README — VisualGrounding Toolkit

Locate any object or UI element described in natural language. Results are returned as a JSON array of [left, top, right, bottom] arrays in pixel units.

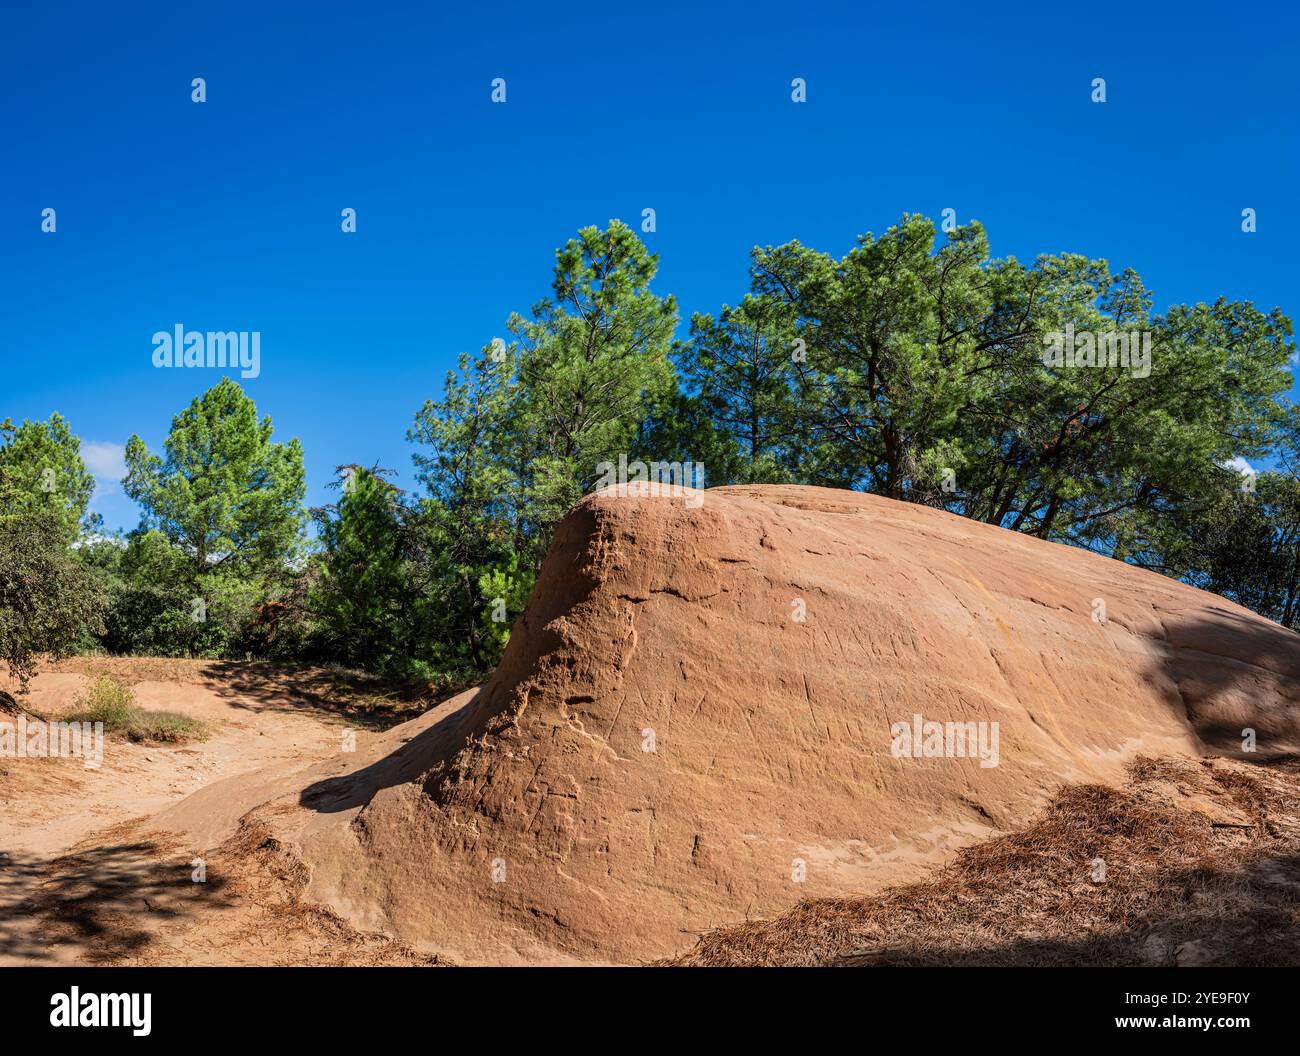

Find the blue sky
[[4, 0, 1298, 532]]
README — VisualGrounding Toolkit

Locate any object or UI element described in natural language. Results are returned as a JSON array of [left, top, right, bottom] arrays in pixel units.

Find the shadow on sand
[[297, 689, 483, 814], [0, 837, 237, 965]]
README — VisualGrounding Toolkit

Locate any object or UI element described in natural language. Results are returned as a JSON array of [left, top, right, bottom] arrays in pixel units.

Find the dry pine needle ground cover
[[669, 755, 1300, 967]]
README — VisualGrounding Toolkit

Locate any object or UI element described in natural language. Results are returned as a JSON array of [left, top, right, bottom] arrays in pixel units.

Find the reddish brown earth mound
[[157, 484, 1300, 964]]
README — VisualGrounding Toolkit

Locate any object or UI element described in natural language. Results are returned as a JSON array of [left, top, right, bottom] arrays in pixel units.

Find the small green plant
[[67, 675, 208, 744]]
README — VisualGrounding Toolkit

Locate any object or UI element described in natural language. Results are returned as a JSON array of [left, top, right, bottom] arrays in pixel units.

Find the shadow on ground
[[197, 661, 461, 731], [0, 836, 236, 965], [1151, 606, 1300, 758], [298, 690, 481, 814]]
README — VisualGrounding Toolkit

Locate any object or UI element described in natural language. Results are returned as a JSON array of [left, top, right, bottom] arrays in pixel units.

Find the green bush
[[67, 675, 208, 744], [0, 512, 105, 690]]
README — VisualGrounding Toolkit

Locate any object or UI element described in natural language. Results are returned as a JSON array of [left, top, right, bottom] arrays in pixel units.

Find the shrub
[[67, 675, 208, 744], [0, 512, 105, 690]]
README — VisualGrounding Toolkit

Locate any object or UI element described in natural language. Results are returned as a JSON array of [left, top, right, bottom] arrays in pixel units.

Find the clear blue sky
[[4, 0, 1297, 532]]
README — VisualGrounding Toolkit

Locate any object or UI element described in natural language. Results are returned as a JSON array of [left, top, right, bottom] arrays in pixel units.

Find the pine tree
[[123, 378, 306, 577], [311, 467, 408, 670]]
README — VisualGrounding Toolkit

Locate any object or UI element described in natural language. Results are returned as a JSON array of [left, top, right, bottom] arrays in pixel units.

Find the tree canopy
[[123, 378, 306, 577], [7, 214, 1297, 688]]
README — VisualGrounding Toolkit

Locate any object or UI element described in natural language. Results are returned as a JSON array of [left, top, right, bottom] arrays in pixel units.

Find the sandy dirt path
[[0, 661, 355, 965]]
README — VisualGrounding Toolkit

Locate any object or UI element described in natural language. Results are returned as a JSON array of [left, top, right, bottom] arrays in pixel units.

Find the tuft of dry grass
[[65, 675, 208, 744], [666, 756, 1300, 967]]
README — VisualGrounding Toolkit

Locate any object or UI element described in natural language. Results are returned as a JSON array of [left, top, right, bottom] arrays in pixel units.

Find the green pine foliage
[[0, 418, 105, 688], [4, 214, 1297, 693], [0, 414, 97, 540], [310, 467, 409, 672], [123, 377, 306, 576]]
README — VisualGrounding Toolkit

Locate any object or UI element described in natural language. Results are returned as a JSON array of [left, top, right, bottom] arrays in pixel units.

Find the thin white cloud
[[72, 533, 127, 550], [83, 440, 127, 497]]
